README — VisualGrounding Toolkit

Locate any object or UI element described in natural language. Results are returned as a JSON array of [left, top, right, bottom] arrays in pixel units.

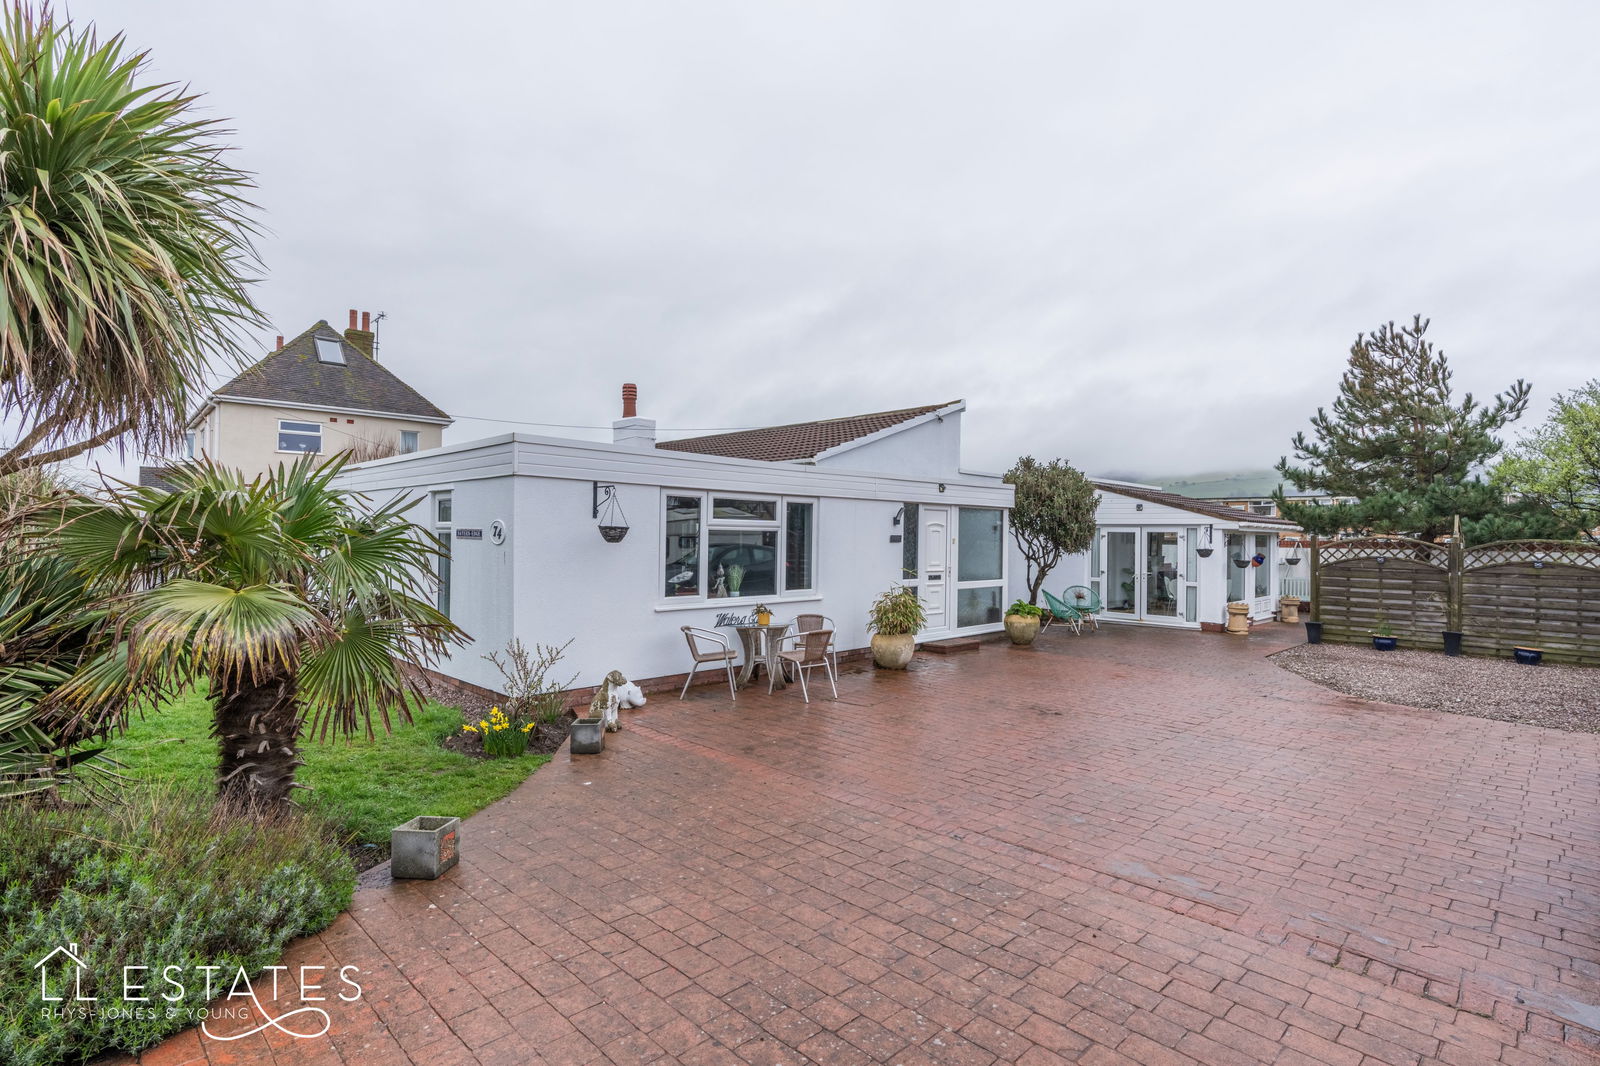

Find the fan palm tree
[[0, 4, 261, 476], [43, 457, 466, 811]]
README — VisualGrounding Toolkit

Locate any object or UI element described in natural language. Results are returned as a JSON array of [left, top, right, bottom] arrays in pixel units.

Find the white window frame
[[659, 490, 818, 604], [276, 419, 323, 455], [399, 430, 420, 454], [432, 490, 453, 618]]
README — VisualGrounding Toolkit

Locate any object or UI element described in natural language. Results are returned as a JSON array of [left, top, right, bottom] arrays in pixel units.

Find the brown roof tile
[[1092, 480, 1300, 527], [657, 401, 959, 462]]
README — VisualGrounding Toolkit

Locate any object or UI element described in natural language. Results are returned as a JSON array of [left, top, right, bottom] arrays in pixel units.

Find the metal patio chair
[[1061, 585, 1101, 630], [782, 613, 840, 672], [679, 626, 738, 700], [1041, 588, 1085, 635], [774, 628, 838, 703]]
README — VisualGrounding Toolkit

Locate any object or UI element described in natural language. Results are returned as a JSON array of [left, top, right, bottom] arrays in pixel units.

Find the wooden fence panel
[[1461, 563, 1600, 665], [1311, 537, 1600, 664], [1317, 559, 1449, 649]]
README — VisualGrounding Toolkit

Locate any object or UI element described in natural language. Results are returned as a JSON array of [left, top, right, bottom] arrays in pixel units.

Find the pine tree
[[1275, 316, 1531, 541]]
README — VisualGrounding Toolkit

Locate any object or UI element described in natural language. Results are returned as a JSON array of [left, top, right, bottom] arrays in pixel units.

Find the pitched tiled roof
[[1092, 480, 1300, 528], [657, 402, 959, 462], [204, 322, 449, 422]]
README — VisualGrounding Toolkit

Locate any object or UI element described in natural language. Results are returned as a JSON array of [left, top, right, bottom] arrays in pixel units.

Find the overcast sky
[[70, 0, 1600, 482]]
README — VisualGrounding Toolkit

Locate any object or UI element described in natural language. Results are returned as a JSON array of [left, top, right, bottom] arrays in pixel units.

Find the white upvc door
[[1099, 527, 1191, 625], [918, 506, 951, 635], [1248, 532, 1276, 619]]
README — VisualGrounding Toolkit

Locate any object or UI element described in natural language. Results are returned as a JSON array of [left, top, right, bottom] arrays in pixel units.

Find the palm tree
[[44, 458, 466, 810], [0, 4, 261, 476]]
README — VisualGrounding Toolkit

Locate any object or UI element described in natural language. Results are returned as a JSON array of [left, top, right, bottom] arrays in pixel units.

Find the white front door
[[1100, 527, 1192, 625], [919, 506, 951, 635]]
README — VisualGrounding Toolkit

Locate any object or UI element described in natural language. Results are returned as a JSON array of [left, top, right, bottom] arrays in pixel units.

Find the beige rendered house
[[142, 311, 450, 485]]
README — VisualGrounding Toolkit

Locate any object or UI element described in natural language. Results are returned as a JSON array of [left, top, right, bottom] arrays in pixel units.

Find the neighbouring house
[[1010, 479, 1302, 631], [333, 387, 1013, 692], [1200, 489, 1358, 520], [140, 310, 451, 486]]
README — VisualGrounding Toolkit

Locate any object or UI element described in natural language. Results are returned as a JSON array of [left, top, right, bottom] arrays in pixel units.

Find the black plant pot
[[1513, 647, 1543, 666], [1304, 621, 1322, 644], [1443, 630, 1463, 657], [1372, 636, 1398, 651]]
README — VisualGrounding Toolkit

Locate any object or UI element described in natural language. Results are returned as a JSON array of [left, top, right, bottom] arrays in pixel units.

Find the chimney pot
[[622, 383, 638, 419], [274, 335, 284, 350], [361, 311, 371, 331], [348, 309, 358, 329]]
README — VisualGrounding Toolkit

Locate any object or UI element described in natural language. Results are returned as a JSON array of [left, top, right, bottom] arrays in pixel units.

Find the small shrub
[[0, 784, 354, 1066], [461, 706, 532, 757], [1006, 600, 1044, 618], [484, 638, 578, 726], [867, 585, 926, 636]]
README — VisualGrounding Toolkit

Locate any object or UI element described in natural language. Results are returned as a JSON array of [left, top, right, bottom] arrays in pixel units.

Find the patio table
[[734, 622, 792, 690]]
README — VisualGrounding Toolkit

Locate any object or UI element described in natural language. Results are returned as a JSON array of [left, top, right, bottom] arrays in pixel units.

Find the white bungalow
[[1010, 480, 1302, 631], [335, 388, 1014, 693]]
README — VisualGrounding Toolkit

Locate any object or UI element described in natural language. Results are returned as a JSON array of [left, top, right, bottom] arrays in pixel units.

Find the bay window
[[661, 492, 816, 601]]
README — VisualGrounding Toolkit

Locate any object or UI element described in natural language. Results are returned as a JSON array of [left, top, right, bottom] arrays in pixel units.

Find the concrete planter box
[[391, 816, 460, 880], [570, 718, 605, 754]]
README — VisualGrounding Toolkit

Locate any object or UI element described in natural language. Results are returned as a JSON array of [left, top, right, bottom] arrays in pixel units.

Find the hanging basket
[[594, 484, 629, 543], [1196, 547, 1214, 558], [1232, 558, 1251, 569], [1283, 556, 1303, 566]]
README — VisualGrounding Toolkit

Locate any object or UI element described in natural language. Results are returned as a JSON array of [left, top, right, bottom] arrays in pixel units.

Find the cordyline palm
[[0, 3, 260, 475], [45, 457, 465, 811]]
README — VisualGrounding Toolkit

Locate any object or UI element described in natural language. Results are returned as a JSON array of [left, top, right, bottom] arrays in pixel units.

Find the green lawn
[[108, 689, 548, 846]]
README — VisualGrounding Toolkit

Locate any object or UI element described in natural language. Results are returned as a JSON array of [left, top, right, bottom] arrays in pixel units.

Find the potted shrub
[[867, 584, 925, 669], [1371, 619, 1398, 651], [1004, 600, 1044, 646], [754, 602, 772, 626]]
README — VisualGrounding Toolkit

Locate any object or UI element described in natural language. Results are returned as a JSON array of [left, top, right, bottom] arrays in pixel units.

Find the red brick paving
[[122, 623, 1600, 1064]]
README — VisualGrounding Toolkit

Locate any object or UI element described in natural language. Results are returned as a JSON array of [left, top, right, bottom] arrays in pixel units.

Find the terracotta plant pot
[[871, 633, 916, 669], [1004, 614, 1041, 646]]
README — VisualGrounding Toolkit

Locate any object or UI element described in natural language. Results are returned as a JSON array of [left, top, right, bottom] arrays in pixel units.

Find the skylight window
[[314, 336, 346, 364]]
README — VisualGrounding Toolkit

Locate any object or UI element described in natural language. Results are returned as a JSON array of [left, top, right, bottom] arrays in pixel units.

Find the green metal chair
[[1041, 588, 1085, 634], [1061, 585, 1101, 630]]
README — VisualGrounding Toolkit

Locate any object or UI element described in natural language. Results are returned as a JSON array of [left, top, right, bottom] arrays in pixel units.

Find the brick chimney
[[344, 308, 375, 358], [612, 383, 655, 449]]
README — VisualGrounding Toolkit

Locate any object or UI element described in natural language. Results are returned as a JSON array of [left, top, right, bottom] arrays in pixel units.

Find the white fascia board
[[808, 401, 967, 464], [339, 431, 1014, 507], [210, 394, 454, 426]]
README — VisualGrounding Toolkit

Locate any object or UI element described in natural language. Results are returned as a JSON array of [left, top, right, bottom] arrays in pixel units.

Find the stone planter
[[1279, 596, 1301, 624], [570, 717, 605, 754], [871, 633, 916, 669], [391, 816, 460, 880], [1004, 614, 1041, 646], [1225, 601, 1250, 635]]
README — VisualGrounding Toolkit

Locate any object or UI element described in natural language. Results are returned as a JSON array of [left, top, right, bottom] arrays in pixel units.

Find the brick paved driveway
[[134, 623, 1600, 1065]]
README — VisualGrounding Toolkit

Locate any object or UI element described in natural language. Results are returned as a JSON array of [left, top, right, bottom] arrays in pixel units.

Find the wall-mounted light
[[1135, 503, 1143, 511], [938, 483, 946, 493], [892, 506, 904, 527], [593, 483, 629, 543]]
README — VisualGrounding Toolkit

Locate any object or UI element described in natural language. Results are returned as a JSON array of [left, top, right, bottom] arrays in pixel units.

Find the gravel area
[[1272, 642, 1600, 733]]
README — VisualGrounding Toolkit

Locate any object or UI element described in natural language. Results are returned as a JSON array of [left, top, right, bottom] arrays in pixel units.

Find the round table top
[[734, 621, 791, 633]]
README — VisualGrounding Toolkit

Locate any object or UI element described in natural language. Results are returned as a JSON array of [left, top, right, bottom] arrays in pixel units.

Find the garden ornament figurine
[[589, 670, 647, 731]]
